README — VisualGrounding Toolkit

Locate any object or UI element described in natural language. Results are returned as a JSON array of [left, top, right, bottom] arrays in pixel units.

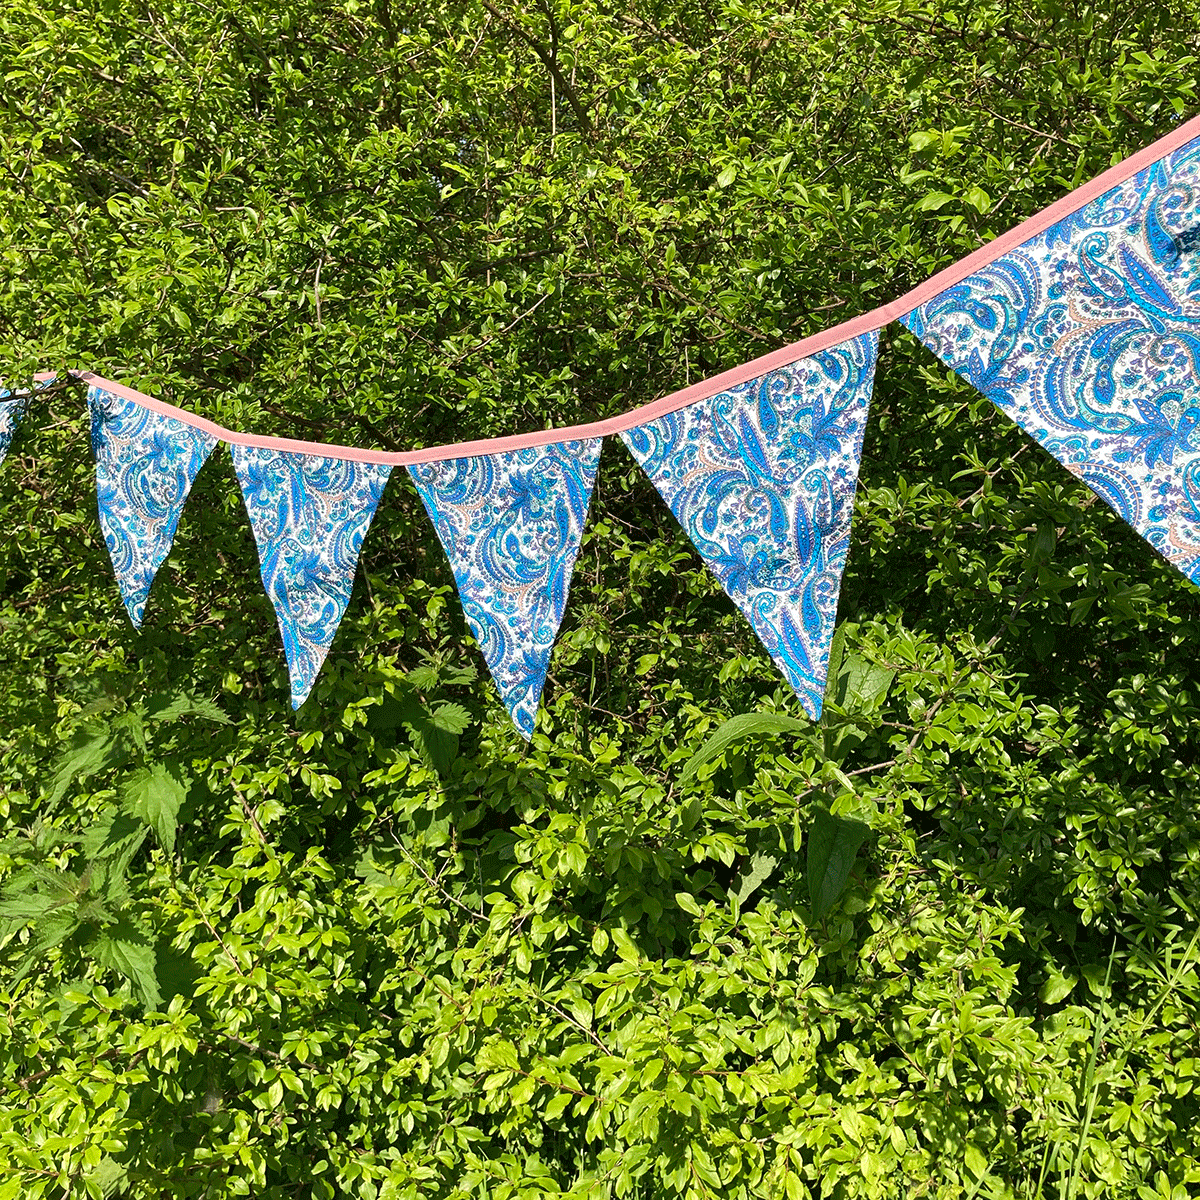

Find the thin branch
[[443, 290, 555, 369], [476, 0, 592, 134]]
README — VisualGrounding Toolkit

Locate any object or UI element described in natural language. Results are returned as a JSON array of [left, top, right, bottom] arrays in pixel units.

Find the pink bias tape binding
[[35, 111, 1200, 464]]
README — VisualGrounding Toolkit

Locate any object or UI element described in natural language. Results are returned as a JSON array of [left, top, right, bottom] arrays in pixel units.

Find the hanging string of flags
[[5, 113, 1200, 738]]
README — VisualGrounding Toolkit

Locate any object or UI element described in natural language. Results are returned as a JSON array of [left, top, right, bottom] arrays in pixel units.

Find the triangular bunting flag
[[231, 446, 392, 709], [0, 394, 28, 470], [621, 332, 879, 719], [902, 133, 1200, 579], [408, 440, 603, 738], [89, 384, 218, 626]]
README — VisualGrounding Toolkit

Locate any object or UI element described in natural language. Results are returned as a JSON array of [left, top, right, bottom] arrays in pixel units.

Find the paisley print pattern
[[408, 440, 602, 739], [621, 333, 878, 719], [0, 395, 28, 469], [231, 446, 392, 709], [89, 384, 218, 626], [903, 133, 1200, 579]]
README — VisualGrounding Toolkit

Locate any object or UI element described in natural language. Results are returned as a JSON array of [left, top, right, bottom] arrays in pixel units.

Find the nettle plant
[[0, 687, 230, 1007], [0, 649, 481, 1014], [677, 624, 896, 924]]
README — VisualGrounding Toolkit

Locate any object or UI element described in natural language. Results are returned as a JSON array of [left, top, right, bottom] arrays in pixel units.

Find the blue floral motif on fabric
[[408, 440, 603, 739], [0, 395, 28, 469], [231, 446, 392, 709], [620, 333, 878, 719], [903, 134, 1200, 579], [89, 385, 218, 626]]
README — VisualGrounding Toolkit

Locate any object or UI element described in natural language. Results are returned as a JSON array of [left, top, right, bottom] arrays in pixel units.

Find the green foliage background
[[3, 0, 1200, 1196]]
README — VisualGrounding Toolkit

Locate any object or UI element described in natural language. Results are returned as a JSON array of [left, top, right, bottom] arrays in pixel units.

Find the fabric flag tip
[[231, 444, 392, 710], [621, 330, 879, 718], [0, 376, 57, 470], [409, 438, 604, 739]]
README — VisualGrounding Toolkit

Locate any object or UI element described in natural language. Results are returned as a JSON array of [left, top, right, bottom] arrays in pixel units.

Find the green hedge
[[3, 1, 1200, 1196]]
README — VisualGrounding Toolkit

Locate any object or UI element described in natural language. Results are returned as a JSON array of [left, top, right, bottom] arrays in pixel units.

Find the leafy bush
[[3, 1, 1200, 1197]]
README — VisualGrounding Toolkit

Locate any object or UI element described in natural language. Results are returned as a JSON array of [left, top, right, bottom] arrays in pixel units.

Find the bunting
[[231, 446, 392, 709], [9, 116, 1200, 736], [902, 135, 1200, 579], [89, 384, 218, 626], [409, 440, 602, 738], [621, 333, 878, 719]]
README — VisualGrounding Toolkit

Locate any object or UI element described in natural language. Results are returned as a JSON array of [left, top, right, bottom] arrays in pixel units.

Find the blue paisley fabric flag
[[231, 446, 392, 709], [0, 394, 28, 469], [620, 333, 879, 719], [903, 133, 1200, 580], [408, 440, 603, 738], [89, 384, 219, 626]]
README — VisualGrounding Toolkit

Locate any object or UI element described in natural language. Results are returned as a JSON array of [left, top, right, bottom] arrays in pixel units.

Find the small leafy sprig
[[677, 624, 895, 921], [367, 653, 476, 777]]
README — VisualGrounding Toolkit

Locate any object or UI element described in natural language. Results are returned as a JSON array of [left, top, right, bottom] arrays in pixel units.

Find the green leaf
[[675, 891, 702, 917], [113, 709, 147, 753], [12, 910, 82, 982], [429, 703, 471, 735], [908, 130, 941, 152], [821, 623, 848, 712], [679, 712, 814, 784], [372, 689, 464, 776], [438, 663, 478, 686], [86, 1156, 130, 1199], [734, 851, 779, 906], [46, 724, 122, 807], [1, 862, 58, 906], [144, 690, 231, 725], [75, 694, 125, 721], [121, 764, 189, 855], [404, 666, 441, 691], [611, 928, 639, 962], [93, 919, 161, 1008], [82, 809, 149, 863], [962, 184, 991, 213], [807, 808, 869, 919], [0, 889, 63, 923], [834, 654, 895, 713], [915, 190, 955, 211], [963, 1144, 988, 1178], [716, 163, 737, 188], [82, 811, 150, 886], [1040, 971, 1078, 1005], [155, 943, 201, 1003], [1030, 523, 1057, 565], [369, 690, 425, 731], [405, 719, 460, 777]]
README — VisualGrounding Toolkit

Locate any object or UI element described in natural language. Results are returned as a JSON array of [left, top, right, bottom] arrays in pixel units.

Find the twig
[[173, 879, 246, 977], [389, 830, 485, 922], [443, 290, 556, 369]]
